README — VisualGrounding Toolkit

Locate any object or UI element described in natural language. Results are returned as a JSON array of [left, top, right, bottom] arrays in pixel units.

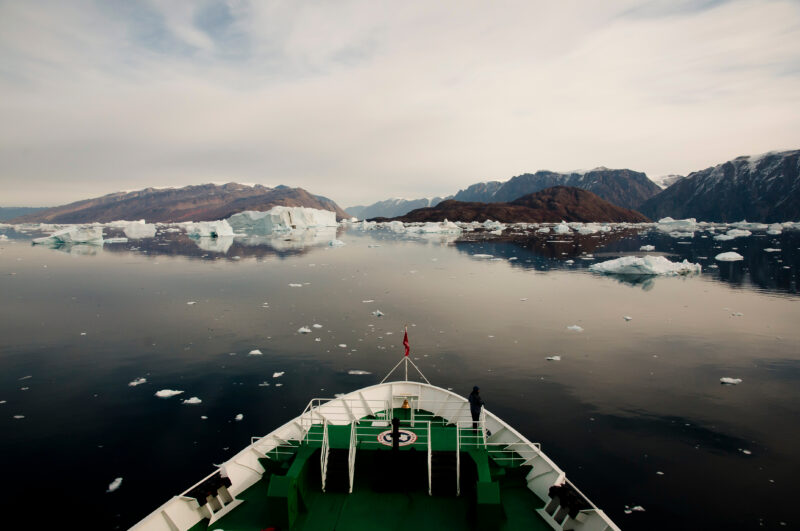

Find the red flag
[[403, 327, 409, 357]]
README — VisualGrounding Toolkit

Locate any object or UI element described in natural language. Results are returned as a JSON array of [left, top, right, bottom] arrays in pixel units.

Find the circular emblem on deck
[[377, 429, 417, 447]]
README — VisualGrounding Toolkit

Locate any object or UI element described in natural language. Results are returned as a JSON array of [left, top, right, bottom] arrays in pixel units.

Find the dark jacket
[[468, 390, 484, 415]]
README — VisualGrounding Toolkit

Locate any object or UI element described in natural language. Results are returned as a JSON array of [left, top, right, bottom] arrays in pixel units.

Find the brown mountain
[[388, 186, 650, 223], [12, 183, 349, 223]]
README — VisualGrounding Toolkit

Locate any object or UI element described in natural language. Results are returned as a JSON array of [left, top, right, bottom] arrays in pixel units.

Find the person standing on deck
[[468, 386, 484, 434]]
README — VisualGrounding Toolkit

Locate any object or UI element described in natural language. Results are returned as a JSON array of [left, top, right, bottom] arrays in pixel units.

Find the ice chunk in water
[[228, 207, 337, 233], [313, 324, 323, 328], [235, 414, 244, 421], [33, 226, 104, 245], [566, 325, 584, 332], [372, 310, 384, 317], [546, 356, 561, 361], [155, 389, 184, 398], [298, 326, 311, 334], [329, 239, 345, 246], [123, 221, 157, 239], [590, 256, 701, 276], [184, 220, 234, 238], [128, 377, 147, 387], [248, 349, 263, 355], [289, 283, 303, 287], [107, 477, 123, 493], [182, 397, 202, 405], [623, 316, 633, 321], [273, 372, 284, 378], [720, 377, 742, 385], [639, 245, 655, 251], [715, 252, 743, 261], [348, 370, 371, 375]]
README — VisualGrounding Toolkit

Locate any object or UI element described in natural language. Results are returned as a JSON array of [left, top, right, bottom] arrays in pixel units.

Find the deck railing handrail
[[320, 420, 330, 492], [348, 420, 357, 493], [427, 421, 432, 496]]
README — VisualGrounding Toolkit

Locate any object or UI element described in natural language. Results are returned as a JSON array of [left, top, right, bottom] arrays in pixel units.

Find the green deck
[[189, 408, 550, 531]]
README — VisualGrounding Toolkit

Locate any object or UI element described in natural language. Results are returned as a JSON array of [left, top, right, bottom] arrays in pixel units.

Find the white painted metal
[[427, 421, 432, 496], [320, 420, 329, 492], [347, 421, 357, 493], [456, 425, 461, 496], [130, 380, 620, 531]]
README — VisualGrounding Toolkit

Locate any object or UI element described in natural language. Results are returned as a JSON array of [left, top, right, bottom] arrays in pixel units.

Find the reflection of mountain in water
[[455, 228, 800, 295]]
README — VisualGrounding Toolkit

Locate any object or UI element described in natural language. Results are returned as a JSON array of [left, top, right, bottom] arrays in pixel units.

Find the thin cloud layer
[[1, 0, 798, 206]]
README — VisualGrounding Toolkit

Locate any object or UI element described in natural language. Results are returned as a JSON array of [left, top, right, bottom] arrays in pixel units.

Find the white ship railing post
[[427, 420, 432, 496]]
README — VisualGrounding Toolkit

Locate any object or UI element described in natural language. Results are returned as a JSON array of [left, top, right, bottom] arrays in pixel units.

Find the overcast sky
[[1, 0, 799, 207]]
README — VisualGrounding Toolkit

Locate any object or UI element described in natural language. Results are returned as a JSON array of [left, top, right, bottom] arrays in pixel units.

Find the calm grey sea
[[0, 224, 798, 530]]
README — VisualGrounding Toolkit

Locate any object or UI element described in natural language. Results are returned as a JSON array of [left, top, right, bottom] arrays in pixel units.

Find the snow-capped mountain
[[639, 150, 800, 222], [650, 174, 685, 189], [345, 197, 446, 220], [452, 167, 661, 209]]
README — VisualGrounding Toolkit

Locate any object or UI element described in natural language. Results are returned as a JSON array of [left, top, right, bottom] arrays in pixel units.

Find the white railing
[[348, 421, 357, 493], [320, 420, 329, 492], [455, 424, 461, 496], [427, 421, 432, 496]]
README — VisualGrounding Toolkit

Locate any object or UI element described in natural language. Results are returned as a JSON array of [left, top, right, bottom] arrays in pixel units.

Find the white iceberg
[[128, 377, 147, 387], [731, 221, 767, 231], [228, 207, 337, 234], [372, 310, 384, 317], [766, 223, 783, 235], [248, 349, 263, 355], [552, 222, 571, 235], [406, 220, 461, 234], [657, 217, 697, 233], [33, 226, 104, 245], [720, 377, 742, 385], [764, 248, 781, 253], [107, 477, 123, 493], [235, 413, 244, 421], [123, 221, 157, 239], [348, 370, 371, 375], [273, 372, 285, 378], [589, 256, 701, 276], [639, 245, 655, 251], [182, 397, 202, 405], [313, 323, 323, 328], [715, 252, 743, 262], [714, 229, 751, 241], [184, 220, 234, 238], [155, 389, 184, 398], [328, 239, 345, 246], [298, 326, 311, 334], [566, 325, 584, 332], [472, 254, 493, 259], [483, 220, 505, 231], [546, 355, 561, 361]]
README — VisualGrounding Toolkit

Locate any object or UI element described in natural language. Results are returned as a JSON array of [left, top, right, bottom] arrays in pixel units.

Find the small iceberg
[[715, 252, 743, 262], [33, 226, 104, 245], [184, 220, 234, 238], [227, 207, 337, 233], [714, 229, 751, 241], [235, 414, 244, 421], [720, 377, 742, 385], [248, 349, 263, 355], [639, 245, 655, 251], [566, 325, 584, 332], [107, 477, 123, 493], [123, 221, 157, 239], [589, 256, 701, 276], [545, 355, 561, 361], [372, 310, 384, 317], [348, 370, 371, 375], [128, 377, 147, 387], [328, 239, 345, 246], [155, 389, 184, 398], [182, 397, 202, 405], [298, 326, 311, 334], [273, 372, 284, 378]]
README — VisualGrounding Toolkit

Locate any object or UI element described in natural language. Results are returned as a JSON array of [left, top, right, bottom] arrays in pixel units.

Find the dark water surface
[[0, 224, 798, 530]]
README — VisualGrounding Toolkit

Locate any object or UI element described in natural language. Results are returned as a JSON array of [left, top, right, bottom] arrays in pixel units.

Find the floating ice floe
[[33, 226, 104, 245], [186, 301, 196, 305], [182, 397, 202, 405], [288, 283, 303, 287], [273, 372, 284, 378], [184, 220, 234, 238], [656, 217, 696, 234], [764, 248, 781, 253], [405, 220, 462, 234], [328, 239, 345, 246], [731, 221, 768, 231], [128, 377, 147, 387], [472, 254, 493, 259], [715, 252, 744, 262], [546, 356, 561, 361], [348, 370, 371, 375], [623, 505, 645, 515], [313, 324, 323, 328], [258, 382, 270, 387], [483, 220, 505, 232], [623, 316, 633, 321], [338, 344, 347, 348], [104, 237, 128, 243], [720, 377, 742, 385], [235, 414, 244, 421], [227, 207, 337, 233], [372, 310, 384, 317], [566, 325, 584, 332], [298, 326, 311, 334], [714, 229, 751, 241], [155, 389, 184, 398], [13, 415, 24, 419], [200, 415, 208, 419], [248, 349, 263, 355], [589, 256, 701, 276], [123, 220, 157, 239], [536, 227, 550, 234], [107, 477, 123, 493], [639, 245, 655, 251]]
